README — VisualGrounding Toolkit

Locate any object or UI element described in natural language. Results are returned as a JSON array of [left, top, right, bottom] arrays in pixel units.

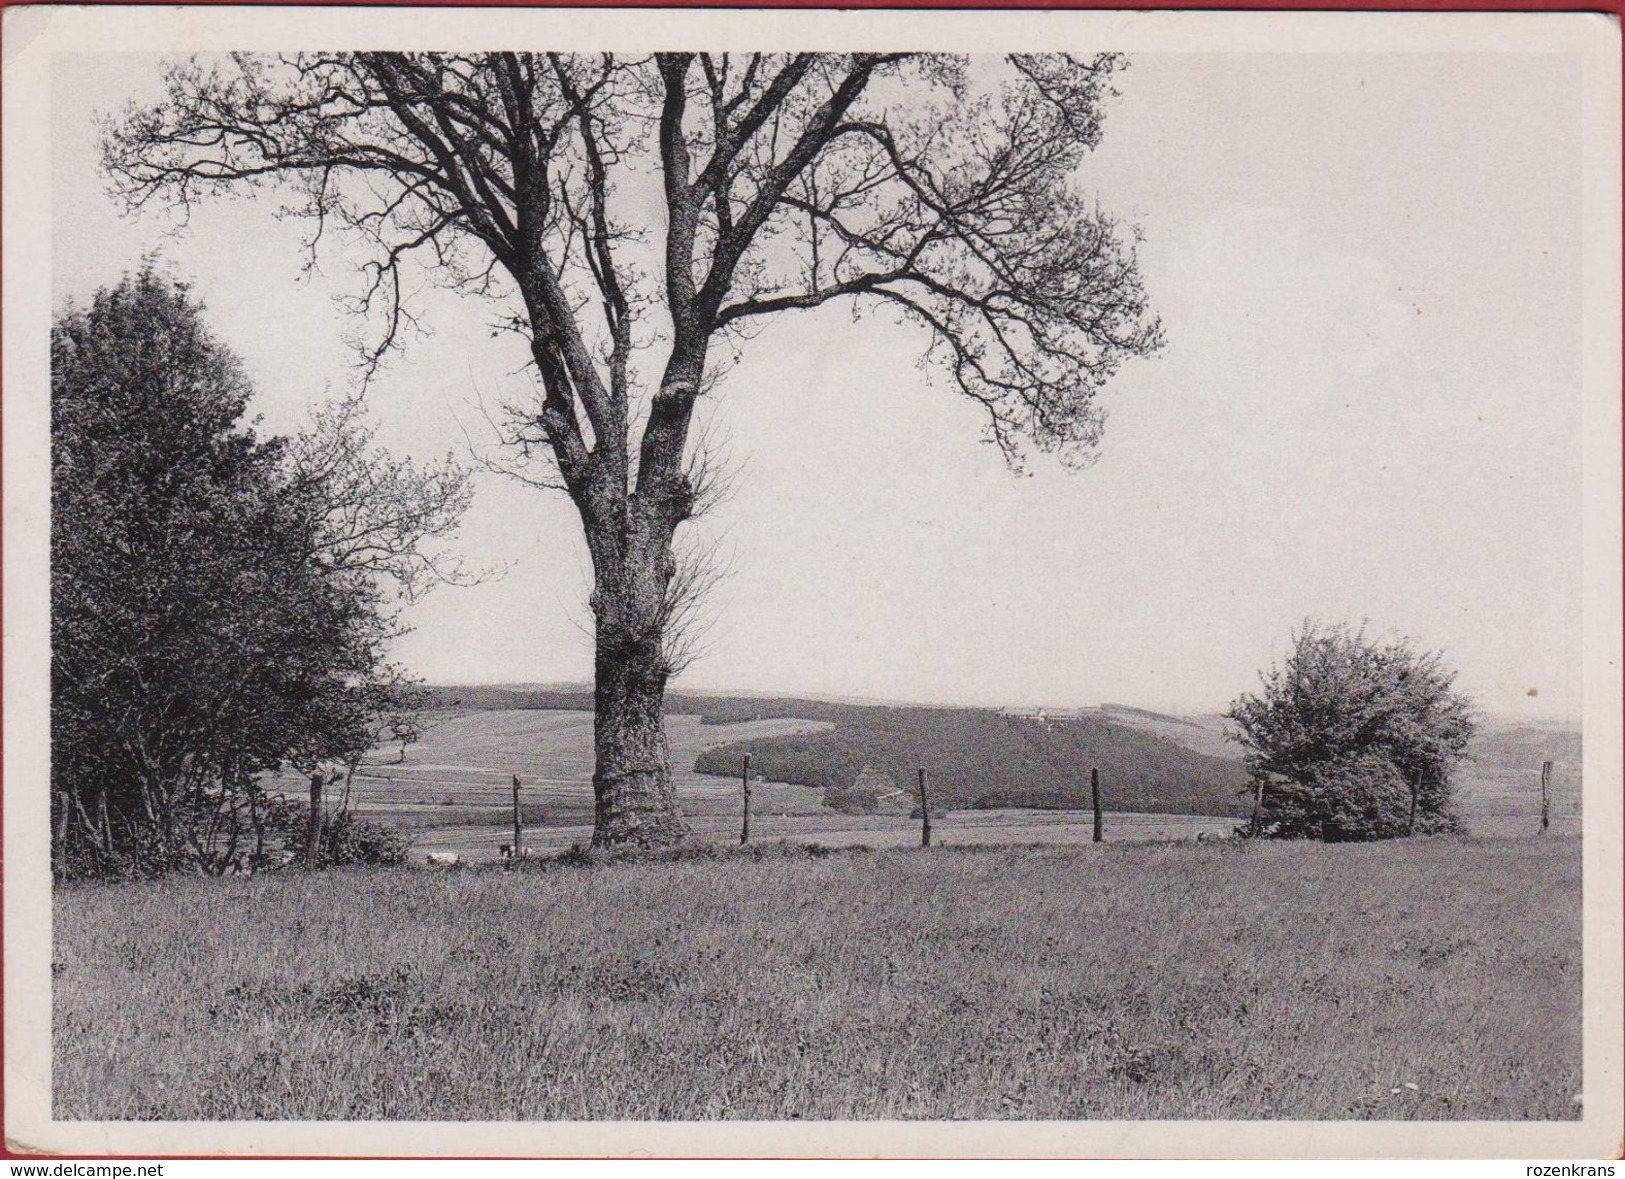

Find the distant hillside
[[692, 706, 1253, 818], [425, 684, 884, 720], [1469, 722, 1582, 771], [1092, 705, 1239, 761], [425, 684, 1252, 818], [1453, 721, 1583, 836], [424, 685, 956, 727], [425, 684, 597, 712]]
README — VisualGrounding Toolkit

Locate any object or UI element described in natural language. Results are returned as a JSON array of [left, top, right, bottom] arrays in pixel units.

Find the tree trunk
[[573, 370, 698, 849], [591, 620, 687, 848]]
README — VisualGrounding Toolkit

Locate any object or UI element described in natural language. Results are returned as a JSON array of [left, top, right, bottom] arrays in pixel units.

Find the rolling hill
[[419, 685, 1579, 830], [425, 685, 1253, 818]]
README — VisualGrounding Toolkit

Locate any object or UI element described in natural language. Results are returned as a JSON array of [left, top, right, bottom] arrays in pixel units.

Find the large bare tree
[[106, 52, 1162, 847]]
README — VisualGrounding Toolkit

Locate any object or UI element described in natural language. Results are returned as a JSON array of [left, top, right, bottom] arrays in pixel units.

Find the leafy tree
[[51, 268, 469, 876], [1226, 621, 1477, 841], [105, 52, 1163, 847]]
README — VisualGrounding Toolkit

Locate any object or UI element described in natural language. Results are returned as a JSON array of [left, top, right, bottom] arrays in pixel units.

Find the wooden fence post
[[740, 753, 752, 846], [512, 774, 524, 858], [919, 767, 932, 848], [1091, 767, 1103, 843], [1541, 760, 1553, 832], [306, 771, 324, 867]]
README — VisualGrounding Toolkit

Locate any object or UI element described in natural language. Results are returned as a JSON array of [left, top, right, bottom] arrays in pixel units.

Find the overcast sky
[[51, 44, 1590, 721]]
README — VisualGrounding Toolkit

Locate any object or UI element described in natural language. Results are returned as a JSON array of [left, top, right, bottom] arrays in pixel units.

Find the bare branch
[[286, 393, 489, 601], [102, 51, 1164, 799]]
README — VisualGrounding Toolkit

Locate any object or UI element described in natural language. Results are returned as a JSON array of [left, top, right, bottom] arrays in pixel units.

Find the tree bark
[[590, 607, 687, 848]]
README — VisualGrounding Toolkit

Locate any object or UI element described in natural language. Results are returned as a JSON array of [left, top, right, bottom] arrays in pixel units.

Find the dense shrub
[[269, 804, 413, 868], [321, 812, 414, 866], [1229, 621, 1475, 841], [1300, 752, 1412, 842], [51, 270, 464, 879], [823, 786, 880, 815]]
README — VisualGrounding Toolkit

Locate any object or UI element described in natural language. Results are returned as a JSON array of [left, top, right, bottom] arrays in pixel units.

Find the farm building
[[1001, 706, 1085, 725]]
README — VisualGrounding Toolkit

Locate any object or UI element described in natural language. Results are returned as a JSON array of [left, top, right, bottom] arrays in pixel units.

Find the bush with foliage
[[314, 809, 414, 867], [51, 268, 468, 878], [249, 801, 413, 869], [1227, 621, 1475, 841], [824, 786, 881, 816]]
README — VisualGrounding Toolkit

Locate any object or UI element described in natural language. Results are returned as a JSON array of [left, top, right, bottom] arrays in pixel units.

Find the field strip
[[348, 775, 586, 791], [367, 763, 517, 775]]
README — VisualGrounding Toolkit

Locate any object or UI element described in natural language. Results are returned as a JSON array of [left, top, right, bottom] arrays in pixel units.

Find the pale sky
[[50, 45, 1590, 721]]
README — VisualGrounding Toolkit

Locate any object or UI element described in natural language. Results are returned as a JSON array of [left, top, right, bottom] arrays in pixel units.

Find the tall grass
[[53, 836, 1580, 1121]]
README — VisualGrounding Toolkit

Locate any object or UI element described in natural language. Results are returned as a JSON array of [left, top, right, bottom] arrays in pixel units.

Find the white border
[[5, 6, 1621, 1159]]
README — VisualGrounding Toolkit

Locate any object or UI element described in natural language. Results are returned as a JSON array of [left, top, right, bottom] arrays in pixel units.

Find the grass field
[[53, 835, 1581, 1121]]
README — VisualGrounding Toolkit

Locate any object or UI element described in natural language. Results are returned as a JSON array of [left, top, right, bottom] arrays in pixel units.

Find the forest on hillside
[[691, 705, 1253, 817]]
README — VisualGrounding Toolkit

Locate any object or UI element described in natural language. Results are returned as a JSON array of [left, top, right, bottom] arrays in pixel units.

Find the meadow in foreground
[[53, 836, 1580, 1121]]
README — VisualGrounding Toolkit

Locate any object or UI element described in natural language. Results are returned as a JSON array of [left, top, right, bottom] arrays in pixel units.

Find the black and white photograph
[[4, 4, 1621, 1159]]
